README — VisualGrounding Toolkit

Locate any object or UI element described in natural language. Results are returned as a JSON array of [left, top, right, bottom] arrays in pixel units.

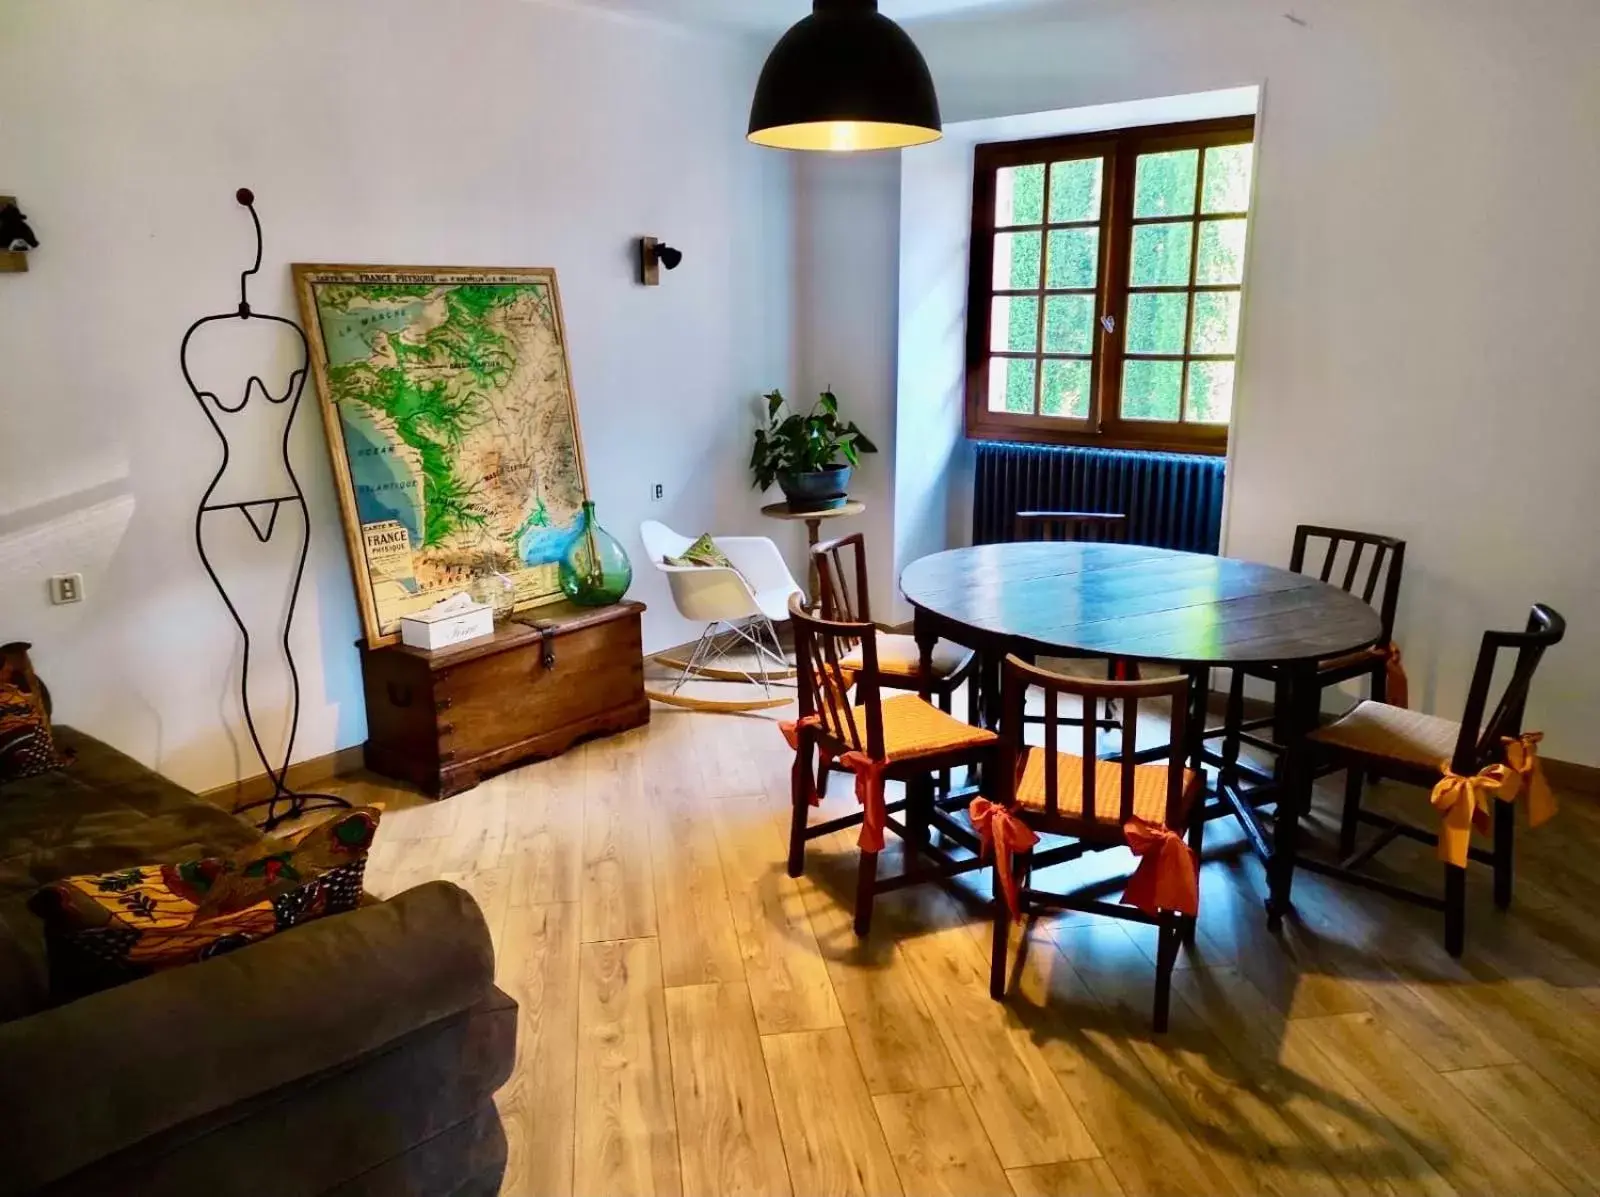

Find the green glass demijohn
[[559, 501, 632, 607]]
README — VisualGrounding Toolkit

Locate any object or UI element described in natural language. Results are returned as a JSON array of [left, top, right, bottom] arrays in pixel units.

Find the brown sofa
[[0, 728, 516, 1197]]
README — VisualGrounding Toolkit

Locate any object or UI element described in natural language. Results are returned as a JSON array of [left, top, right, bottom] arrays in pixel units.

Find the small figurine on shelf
[[0, 202, 38, 253], [559, 501, 632, 607]]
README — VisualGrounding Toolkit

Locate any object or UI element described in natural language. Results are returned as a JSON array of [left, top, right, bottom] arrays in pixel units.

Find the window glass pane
[[1202, 144, 1254, 213], [1042, 359, 1092, 418], [1122, 360, 1183, 421], [991, 296, 1040, 353], [1045, 228, 1099, 289], [1130, 221, 1194, 287], [1196, 219, 1247, 285], [1187, 361, 1235, 424], [996, 163, 1045, 226], [1133, 150, 1198, 218], [1048, 158, 1103, 223], [1190, 292, 1240, 354], [1043, 294, 1094, 354], [988, 357, 1037, 414], [1126, 293, 1189, 354], [993, 232, 1042, 290]]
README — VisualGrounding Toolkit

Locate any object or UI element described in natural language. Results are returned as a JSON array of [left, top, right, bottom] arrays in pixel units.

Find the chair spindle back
[[812, 533, 873, 625], [1289, 525, 1406, 640], [998, 655, 1190, 827], [787, 592, 885, 759], [1013, 512, 1129, 545], [1450, 604, 1565, 774]]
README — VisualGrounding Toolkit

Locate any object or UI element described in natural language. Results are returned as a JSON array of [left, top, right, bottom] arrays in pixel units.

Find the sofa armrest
[[0, 880, 494, 1196]]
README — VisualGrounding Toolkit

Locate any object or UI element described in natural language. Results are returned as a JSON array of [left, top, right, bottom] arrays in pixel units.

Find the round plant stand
[[761, 499, 866, 600]]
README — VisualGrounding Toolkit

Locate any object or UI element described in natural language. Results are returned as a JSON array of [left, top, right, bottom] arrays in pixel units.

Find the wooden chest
[[359, 600, 648, 798]]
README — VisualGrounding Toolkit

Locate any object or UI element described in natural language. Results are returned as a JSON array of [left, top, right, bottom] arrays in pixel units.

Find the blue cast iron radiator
[[972, 442, 1226, 554]]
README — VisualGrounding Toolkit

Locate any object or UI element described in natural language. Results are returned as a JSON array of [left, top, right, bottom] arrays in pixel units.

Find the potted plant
[[750, 389, 879, 513]]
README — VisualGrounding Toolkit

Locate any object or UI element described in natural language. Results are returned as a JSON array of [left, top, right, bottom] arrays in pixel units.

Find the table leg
[[1184, 666, 1210, 772], [979, 649, 1001, 732], [914, 611, 937, 704], [1267, 660, 1317, 930], [804, 517, 822, 602]]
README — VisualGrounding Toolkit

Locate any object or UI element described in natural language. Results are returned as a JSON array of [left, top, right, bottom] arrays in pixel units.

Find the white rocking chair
[[640, 521, 805, 711]]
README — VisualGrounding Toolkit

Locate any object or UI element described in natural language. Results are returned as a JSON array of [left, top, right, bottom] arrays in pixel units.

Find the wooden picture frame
[[293, 264, 593, 647]]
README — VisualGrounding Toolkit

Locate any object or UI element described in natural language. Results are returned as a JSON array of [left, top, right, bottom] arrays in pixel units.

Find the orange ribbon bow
[[838, 752, 890, 852], [780, 715, 832, 808], [779, 714, 819, 752], [1503, 732, 1557, 828], [1430, 761, 1517, 868], [1121, 818, 1200, 917], [1381, 642, 1410, 710], [969, 798, 1040, 922]]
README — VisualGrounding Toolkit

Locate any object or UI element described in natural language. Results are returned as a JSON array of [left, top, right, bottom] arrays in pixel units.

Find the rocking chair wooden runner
[[974, 658, 1204, 1031], [1296, 604, 1565, 957], [783, 594, 998, 937]]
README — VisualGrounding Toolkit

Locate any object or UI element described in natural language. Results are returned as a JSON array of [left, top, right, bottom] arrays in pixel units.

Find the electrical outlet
[[651, 483, 664, 502], [49, 573, 84, 605]]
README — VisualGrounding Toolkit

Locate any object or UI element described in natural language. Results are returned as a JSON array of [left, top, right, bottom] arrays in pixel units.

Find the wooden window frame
[[965, 116, 1255, 455]]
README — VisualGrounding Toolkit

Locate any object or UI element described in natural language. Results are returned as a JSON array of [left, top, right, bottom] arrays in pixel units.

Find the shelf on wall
[[0, 250, 27, 273]]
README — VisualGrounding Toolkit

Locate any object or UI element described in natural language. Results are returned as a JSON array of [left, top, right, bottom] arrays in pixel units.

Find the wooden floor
[[330, 697, 1600, 1197]]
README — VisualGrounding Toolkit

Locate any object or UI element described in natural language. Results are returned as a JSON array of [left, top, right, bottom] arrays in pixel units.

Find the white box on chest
[[400, 595, 495, 651]]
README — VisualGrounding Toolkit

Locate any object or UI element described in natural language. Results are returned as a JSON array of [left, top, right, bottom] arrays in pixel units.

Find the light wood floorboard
[[330, 700, 1600, 1197]]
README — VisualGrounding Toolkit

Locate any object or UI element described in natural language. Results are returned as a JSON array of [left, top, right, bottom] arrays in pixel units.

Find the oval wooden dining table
[[900, 541, 1385, 927]]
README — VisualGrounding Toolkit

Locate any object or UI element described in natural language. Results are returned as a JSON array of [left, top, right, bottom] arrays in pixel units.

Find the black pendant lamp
[[749, 0, 942, 152]]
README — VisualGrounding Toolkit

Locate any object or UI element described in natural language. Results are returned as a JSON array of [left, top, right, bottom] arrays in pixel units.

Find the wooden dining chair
[[972, 657, 1204, 1031], [813, 533, 980, 796], [1292, 605, 1565, 956], [1013, 511, 1129, 544], [813, 532, 979, 714], [1215, 526, 1407, 788], [783, 594, 999, 936]]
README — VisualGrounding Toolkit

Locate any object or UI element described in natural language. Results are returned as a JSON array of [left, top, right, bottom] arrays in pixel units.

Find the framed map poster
[[293, 265, 592, 646]]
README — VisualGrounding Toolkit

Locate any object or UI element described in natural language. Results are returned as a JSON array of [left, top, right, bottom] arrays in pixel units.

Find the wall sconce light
[[0, 195, 37, 273], [639, 237, 683, 287]]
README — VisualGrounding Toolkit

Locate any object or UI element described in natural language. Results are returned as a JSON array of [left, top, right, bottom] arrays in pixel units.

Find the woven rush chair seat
[[1015, 747, 1204, 827], [841, 632, 974, 682], [1318, 642, 1394, 676], [1308, 701, 1460, 770], [838, 692, 995, 761]]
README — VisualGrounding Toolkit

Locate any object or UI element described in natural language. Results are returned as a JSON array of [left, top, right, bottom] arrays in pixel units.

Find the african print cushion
[[0, 643, 70, 785], [664, 532, 735, 570], [28, 806, 380, 1000]]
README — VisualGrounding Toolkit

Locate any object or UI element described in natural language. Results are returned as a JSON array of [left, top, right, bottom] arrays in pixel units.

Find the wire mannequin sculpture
[[180, 189, 350, 831]]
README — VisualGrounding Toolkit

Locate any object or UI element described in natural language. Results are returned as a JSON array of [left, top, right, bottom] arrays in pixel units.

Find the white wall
[[794, 153, 903, 613], [807, 0, 1600, 765], [0, 0, 794, 790]]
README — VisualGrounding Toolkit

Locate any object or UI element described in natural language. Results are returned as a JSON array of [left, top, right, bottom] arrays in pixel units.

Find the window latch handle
[[1101, 314, 1117, 334]]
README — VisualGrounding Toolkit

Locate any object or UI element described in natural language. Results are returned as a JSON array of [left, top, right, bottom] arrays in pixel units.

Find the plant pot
[[778, 465, 852, 513]]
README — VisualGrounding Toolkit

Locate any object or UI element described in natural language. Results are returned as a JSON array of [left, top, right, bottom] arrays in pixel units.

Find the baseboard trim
[[199, 744, 366, 810], [1545, 757, 1600, 797]]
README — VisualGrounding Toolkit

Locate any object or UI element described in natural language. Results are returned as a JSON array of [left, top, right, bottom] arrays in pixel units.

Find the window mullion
[[1098, 139, 1136, 434], [1033, 162, 1051, 415], [1177, 152, 1206, 425]]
